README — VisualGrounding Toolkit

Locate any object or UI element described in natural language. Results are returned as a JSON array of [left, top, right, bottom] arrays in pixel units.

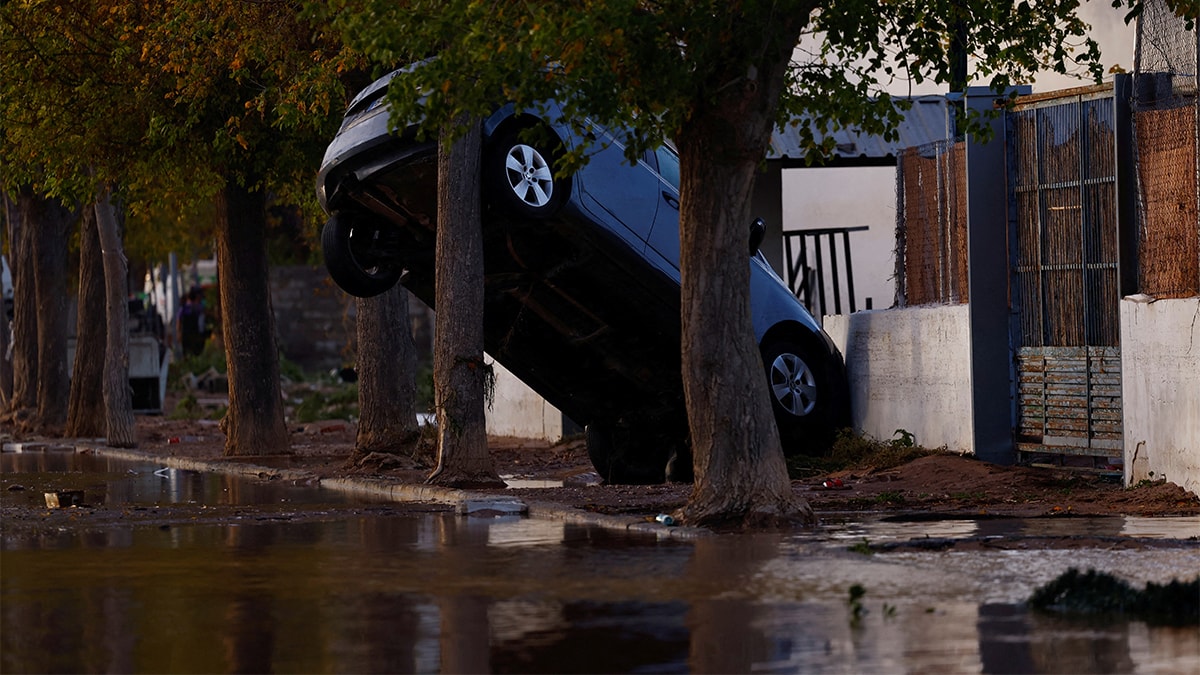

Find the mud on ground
[[99, 415, 1200, 522]]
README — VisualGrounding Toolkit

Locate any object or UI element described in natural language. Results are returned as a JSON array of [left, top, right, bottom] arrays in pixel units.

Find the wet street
[[3, 449, 1198, 673]]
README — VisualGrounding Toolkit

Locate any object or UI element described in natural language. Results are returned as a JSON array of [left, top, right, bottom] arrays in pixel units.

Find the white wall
[[783, 166, 897, 312], [1120, 297, 1200, 496], [824, 305, 975, 452], [485, 357, 566, 442]]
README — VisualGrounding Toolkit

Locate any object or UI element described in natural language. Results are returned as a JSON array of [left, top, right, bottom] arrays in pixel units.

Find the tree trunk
[[8, 190, 74, 433], [426, 117, 503, 488], [66, 205, 107, 438], [1, 193, 23, 414], [95, 190, 136, 448], [9, 192, 38, 423], [214, 180, 290, 456], [675, 35, 813, 528], [351, 284, 422, 464]]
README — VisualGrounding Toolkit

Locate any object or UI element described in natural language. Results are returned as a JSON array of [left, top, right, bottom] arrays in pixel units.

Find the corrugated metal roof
[[768, 95, 953, 166]]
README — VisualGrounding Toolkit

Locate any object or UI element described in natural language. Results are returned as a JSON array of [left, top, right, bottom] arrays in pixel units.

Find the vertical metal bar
[[826, 232, 842, 314], [799, 234, 811, 311], [1036, 108, 1047, 348], [813, 232, 827, 316], [1076, 97, 1095, 448], [783, 233, 798, 296], [841, 230, 858, 313], [895, 153, 908, 307]]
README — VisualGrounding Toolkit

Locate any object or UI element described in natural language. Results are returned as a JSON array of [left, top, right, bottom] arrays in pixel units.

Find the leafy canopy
[[320, 0, 1127, 165], [1, 0, 363, 259]]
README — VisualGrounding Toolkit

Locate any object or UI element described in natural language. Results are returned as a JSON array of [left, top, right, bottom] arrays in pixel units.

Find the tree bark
[[214, 180, 290, 456], [34, 195, 73, 434], [351, 284, 422, 464], [675, 29, 814, 528], [1, 193, 25, 415], [66, 205, 107, 438], [6, 192, 38, 424], [7, 190, 73, 433], [95, 189, 136, 448], [426, 117, 503, 488]]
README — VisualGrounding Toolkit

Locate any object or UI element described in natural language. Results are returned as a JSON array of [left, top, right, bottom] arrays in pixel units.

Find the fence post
[[966, 86, 1027, 465]]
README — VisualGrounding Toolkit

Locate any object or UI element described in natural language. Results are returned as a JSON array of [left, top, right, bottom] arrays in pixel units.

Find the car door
[[575, 123, 656, 249], [644, 143, 682, 279]]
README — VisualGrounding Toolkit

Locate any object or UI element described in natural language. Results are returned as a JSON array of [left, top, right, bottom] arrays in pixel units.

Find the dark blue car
[[317, 72, 848, 483]]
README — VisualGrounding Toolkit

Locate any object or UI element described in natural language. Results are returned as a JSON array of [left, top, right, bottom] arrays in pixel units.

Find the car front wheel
[[321, 213, 403, 298], [761, 338, 843, 451], [488, 127, 568, 219]]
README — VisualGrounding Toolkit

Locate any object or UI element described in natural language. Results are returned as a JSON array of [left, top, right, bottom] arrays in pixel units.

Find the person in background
[[177, 287, 208, 356]]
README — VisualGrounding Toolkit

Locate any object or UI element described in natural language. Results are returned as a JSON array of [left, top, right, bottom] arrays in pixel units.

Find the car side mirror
[[748, 218, 766, 255]]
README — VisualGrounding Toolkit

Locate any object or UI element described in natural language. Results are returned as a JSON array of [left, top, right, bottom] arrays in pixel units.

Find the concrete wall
[[485, 358, 568, 442], [824, 305, 975, 452], [269, 266, 355, 371], [1120, 296, 1200, 496]]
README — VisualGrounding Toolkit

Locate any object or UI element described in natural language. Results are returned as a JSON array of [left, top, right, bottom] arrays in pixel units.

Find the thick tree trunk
[[4, 192, 35, 421], [8, 190, 73, 433], [33, 195, 72, 434], [351, 284, 422, 465], [426, 117, 503, 488], [214, 180, 290, 456], [95, 190, 136, 448], [66, 205, 107, 438], [675, 36, 813, 527]]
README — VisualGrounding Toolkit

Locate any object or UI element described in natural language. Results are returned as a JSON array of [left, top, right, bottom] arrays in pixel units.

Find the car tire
[[321, 212, 403, 298], [760, 338, 843, 452], [585, 422, 670, 485], [487, 127, 568, 219]]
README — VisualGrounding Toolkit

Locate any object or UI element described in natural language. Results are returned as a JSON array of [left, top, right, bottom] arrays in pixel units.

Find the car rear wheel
[[761, 338, 843, 451], [488, 127, 568, 219], [321, 212, 403, 298], [586, 422, 671, 485]]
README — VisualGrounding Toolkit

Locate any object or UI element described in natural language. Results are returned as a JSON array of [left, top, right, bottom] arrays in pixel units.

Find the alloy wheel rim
[[770, 353, 818, 416], [505, 143, 554, 207]]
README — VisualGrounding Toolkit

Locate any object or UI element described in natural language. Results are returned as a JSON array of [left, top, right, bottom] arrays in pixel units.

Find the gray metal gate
[[1007, 85, 1131, 464]]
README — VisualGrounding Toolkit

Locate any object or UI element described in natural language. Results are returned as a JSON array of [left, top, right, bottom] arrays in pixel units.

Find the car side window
[[654, 145, 680, 191]]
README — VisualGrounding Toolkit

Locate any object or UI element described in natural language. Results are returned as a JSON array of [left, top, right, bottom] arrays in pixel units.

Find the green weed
[[787, 428, 943, 479]]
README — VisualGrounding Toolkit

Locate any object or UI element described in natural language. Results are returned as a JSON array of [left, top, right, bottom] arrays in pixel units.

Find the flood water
[[3, 449, 1198, 674]]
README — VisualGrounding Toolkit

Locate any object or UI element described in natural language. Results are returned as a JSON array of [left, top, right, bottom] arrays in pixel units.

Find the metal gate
[[1007, 86, 1128, 464]]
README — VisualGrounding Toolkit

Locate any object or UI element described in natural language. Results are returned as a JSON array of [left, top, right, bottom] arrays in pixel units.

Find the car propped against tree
[[316, 71, 849, 484]]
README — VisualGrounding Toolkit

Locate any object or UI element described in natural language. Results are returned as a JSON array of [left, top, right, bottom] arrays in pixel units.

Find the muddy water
[[3, 451, 1198, 674]]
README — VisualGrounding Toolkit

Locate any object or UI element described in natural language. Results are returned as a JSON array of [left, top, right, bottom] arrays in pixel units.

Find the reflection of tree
[[433, 516, 493, 672], [685, 535, 783, 672], [439, 595, 491, 673], [221, 524, 277, 672], [346, 516, 431, 672]]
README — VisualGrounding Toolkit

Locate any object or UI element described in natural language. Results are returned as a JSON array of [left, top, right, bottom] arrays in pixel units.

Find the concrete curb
[[5, 442, 707, 540]]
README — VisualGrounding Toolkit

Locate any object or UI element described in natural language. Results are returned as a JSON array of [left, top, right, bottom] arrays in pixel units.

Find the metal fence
[[1009, 89, 1123, 349], [894, 140, 969, 306], [1132, 0, 1199, 298], [782, 226, 868, 320], [1007, 86, 1127, 458]]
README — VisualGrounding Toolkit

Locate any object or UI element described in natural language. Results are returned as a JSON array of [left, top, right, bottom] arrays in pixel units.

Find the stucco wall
[[824, 305, 974, 452], [1120, 297, 1200, 496], [485, 358, 567, 442]]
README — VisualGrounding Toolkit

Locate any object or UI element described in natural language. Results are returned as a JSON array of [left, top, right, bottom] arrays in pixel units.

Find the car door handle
[[662, 192, 679, 209]]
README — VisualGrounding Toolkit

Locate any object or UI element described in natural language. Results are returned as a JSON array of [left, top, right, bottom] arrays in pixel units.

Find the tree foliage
[[323, 0, 1121, 163], [1, 0, 362, 259]]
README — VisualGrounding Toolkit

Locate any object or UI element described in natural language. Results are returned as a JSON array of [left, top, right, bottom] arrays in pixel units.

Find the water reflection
[[3, 456, 1198, 673]]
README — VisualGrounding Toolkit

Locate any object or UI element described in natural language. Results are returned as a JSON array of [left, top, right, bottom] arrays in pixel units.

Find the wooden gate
[[1007, 85, 1129, 465]]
